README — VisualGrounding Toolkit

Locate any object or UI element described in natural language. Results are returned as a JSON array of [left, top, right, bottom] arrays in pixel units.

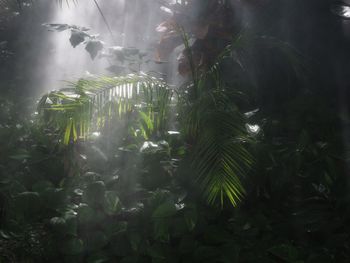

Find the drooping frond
[[183, 87, 253, 207], [38, 73, 172, 144], [177, 50, 255, 207]]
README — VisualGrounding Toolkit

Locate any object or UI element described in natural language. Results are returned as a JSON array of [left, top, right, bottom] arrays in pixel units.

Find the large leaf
[[152, 201, 177, 218], [186, 93, 253, 206], [85, 39, 104, 59], [70, 29, 87, 48], [38, 74, 172, 144]]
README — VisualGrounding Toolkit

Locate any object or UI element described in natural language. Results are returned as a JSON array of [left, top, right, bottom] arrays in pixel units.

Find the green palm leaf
[[38, 74, 172, 145], [178, 49, 255, 206], [190, 106, 253, 207]]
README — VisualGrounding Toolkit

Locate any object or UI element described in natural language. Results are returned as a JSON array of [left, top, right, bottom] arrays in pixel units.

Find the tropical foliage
[[1, 0, 350, 262], [38, 74, 171, 144], [37, 52, 254, 207]]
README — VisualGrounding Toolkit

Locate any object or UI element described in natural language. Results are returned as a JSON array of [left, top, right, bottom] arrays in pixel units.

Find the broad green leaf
[[152, 201, 177, 218]]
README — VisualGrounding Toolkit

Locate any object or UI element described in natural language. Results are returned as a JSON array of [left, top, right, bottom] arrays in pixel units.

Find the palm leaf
[[190, 102, 253, 207], [178, 29, 304, 207], [179, 86, 253, 207], [178, 47, 255, 207], [38, 74, 172, 145]]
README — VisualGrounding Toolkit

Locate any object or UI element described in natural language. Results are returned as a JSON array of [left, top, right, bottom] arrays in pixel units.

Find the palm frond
[[184, 88, 253, 207], [38, 73, 172, 144], [176, 39, 257, 207], [179, 30, 304, 207]]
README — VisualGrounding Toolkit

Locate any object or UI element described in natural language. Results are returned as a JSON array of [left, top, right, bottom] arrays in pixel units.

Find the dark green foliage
[[1, 86, 350, 262], [1, 1, 350, 262]]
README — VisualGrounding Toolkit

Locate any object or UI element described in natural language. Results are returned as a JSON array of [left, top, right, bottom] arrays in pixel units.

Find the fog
[[2, 0, 179, 96], [2, 1, 350, 262], [40, 0, 166, 93]]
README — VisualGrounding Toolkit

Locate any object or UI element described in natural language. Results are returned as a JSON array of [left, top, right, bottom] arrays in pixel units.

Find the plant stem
[[92, 0, 115, 43]]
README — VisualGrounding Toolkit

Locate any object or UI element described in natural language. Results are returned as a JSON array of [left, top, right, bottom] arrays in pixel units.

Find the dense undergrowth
[[1, 0, 350, 262], [1, 72, 350, 263]]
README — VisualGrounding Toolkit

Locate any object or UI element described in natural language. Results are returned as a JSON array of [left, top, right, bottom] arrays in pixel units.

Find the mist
[[1, 0, 350, 262]]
